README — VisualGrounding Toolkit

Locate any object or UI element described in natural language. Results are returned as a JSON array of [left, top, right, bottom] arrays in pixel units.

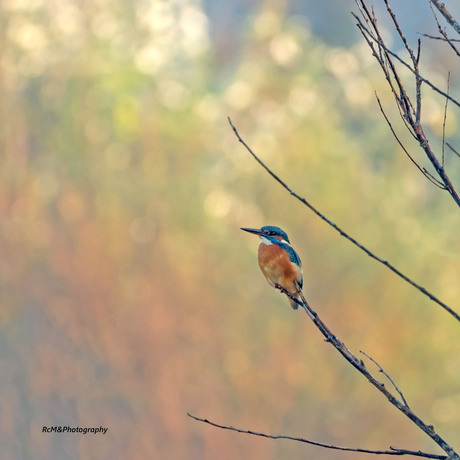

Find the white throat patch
[[259, 236, 272, 245], [259, 236, 291, 246]]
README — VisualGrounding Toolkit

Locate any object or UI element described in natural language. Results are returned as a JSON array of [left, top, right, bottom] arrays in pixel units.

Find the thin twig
[[428, 2, 460, 57], [355, 2, 416, 129], [293, 286, 458, 458], [385, 5, 422, 120], [187, 413, 448, 459], [430, 0, 460, 35], [422, 34, 460, 56], [442, 73, 450, 168], [446, 142, 460, 159], [374, 92, 445, 189], [414, 38, 422, 124], [228, 117, 460, 322], [354, 2, 460, 207], [387, 3, 414, 60], [352, 12, 460, 109], [421, 34, 460, 43], [416, 38, 422, 67], [360, 350, 410, 409], [359, 1, 418, 120]]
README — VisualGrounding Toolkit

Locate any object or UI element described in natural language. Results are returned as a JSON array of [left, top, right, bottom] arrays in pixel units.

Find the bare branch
[[384, 0, 416, 64], [414, 38, 422, 124], [374, 92, 445, 189], [187, 413, 448, 459], [421, 34, 460, 43], [430, 0, 460, 35], [292, 287, 459, 458], [442, 73, 450, 167], [228, 117, 460, 322], [192, 273, 460, 456], [354, 1, 460, 207], [428, 2, 460, 57], [360, 350, 410, 409], [446, 142, 460, 159], [352, 12, 460, 109], [355, 3, 418, 121]]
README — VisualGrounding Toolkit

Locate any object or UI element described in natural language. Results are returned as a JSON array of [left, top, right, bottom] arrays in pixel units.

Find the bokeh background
[[1, 0, 459, 458]]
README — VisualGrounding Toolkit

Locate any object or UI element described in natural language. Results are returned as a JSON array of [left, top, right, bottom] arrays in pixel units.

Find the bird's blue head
[[241, 225, 290, 243]]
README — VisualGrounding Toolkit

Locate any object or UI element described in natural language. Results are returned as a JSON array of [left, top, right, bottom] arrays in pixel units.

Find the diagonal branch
[[354, 1, 460, 208], [228, 117, 460, 322], [187, 413, 448, 459], [374, 92, 445, 189], [428, 2, 460, 58], [441, 73, 450, 167], [352, 12, 460, 109], [382, 0, 422, 123], [446, 142, 460, 159], [190, 279, 459, 458], [293, 285, 459, 458], [191, 264, 460, 457], [430, 0, 460, 35], [421, 34, 460, 43]]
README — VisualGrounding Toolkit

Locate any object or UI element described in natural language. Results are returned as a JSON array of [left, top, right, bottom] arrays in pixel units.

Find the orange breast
[[258, 243, 302, 295]]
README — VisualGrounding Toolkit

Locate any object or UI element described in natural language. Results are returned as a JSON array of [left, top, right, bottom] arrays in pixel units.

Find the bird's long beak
[[240, 227, 262, 235]]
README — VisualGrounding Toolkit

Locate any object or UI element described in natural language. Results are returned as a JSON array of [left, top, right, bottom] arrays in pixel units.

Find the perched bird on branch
[[241, 225, 303, 310]]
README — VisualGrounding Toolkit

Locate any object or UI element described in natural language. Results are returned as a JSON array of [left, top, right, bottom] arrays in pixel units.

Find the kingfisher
[[241, 225, 303, 310]]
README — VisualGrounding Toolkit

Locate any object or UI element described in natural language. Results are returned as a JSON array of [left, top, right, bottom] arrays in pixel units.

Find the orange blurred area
[[0, 0, 459, 459]]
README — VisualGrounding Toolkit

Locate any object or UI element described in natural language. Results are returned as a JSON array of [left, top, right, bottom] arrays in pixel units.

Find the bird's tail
[[288, 293, 302, 310]]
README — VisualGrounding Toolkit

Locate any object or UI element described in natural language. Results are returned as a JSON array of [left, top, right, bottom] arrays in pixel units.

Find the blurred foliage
[[0, 0, 459, 459]]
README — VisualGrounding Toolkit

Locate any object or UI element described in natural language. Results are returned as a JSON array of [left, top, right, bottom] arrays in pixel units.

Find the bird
[[241, 225, 303, 310]]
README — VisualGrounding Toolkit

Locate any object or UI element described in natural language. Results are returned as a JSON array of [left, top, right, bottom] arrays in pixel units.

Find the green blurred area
[[0, 0, 459, 459]]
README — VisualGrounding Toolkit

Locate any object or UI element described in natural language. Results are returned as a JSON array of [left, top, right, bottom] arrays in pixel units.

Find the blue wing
[[282, 243, 301, 266], [281, 242, 303, 289]]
